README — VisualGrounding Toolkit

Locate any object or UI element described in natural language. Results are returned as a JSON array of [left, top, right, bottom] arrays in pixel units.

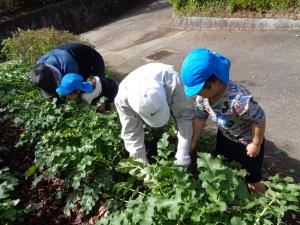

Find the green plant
[[168, 0, 187, 11], [0, 62, 125, 215], [97, 133, 300, 225], [270, 0, 291, 10], [0, 62, 41, 125], [1, 27, 91, 66], [1, 62, 299, 223], [0, 166, 20, 225], [23, 100, 125, 214], [169, 0, 298, 15]]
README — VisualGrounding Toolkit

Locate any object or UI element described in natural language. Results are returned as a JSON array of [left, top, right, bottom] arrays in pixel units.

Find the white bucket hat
[[127, 81, 170, 128]]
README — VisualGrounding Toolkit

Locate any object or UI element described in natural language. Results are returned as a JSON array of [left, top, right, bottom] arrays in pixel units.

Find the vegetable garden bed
[[0, 62, 300, 225]]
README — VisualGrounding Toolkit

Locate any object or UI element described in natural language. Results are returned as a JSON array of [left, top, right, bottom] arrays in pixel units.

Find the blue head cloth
[[56, 73, 93, 95], [181, 48, 231, 96]]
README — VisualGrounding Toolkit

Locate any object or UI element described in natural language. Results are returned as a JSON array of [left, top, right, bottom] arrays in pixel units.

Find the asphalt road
[[82, 0, 300, 161]]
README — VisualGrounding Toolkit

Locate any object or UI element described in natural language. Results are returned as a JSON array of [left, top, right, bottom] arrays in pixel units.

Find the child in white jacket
[[115, 63, 195, 166]]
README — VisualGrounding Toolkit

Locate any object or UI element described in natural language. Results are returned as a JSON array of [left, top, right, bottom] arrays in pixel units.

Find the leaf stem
[[254, 198, 275, 225]]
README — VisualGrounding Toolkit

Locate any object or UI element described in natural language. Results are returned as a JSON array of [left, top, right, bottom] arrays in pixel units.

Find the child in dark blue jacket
[[30, 43, 118, 110]]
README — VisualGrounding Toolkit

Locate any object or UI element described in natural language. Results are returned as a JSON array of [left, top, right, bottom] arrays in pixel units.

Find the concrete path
[[82, 0, 300, 161]]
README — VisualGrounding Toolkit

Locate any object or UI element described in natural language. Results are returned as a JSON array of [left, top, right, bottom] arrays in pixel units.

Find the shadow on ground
[[263, 139, 300, 183]]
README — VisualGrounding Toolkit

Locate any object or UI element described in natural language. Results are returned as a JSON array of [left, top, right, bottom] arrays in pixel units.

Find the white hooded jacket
[[115, 63, 195, 166], [81, 76, 102, 104]]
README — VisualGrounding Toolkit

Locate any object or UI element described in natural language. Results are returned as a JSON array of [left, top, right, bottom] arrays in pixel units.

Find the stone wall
[[0, 0, 147, 41]]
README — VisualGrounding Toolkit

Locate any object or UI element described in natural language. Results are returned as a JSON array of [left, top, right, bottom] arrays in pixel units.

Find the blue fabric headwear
[[181, 48, 231, 96], [56, 73, 93, 95]]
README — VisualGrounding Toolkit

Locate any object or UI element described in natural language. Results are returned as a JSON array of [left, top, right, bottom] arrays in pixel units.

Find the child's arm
[[191, 119, 207, 150], [246, 120, 266, 157]]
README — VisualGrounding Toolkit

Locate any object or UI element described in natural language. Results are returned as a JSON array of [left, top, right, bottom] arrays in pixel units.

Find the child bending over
[[56, 73, 116, 112]]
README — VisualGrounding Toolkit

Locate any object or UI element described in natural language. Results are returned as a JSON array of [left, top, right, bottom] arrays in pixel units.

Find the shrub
[[169, 0, 299, 15], [168, 0, 188, 11], [1, 27, 91, 66], [228, 0, 292, 12]]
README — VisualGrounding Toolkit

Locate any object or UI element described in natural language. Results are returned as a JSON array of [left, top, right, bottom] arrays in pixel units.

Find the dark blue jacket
[[37, 43, 117, 103]]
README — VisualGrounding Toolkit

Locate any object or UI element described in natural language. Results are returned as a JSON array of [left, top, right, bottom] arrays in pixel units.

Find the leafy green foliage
[[15, 99, 125, 214], [31, 101, 124, 214], [0, 62, 125, 215], [0, 62, 41, 125], [1, 62, 300, 223], [0, 167, 20, 225], [97, 133, 300, 225], [1, 28, 91, 66], [168, 0, 300, 15], [195, 130, 216, 154]]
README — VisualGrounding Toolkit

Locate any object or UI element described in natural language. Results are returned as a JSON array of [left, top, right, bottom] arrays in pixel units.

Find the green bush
[[169, 0, 299, 15], [1, 27, 91, 66], [228, 0, 292, 12], [168, 0, 188, 11]]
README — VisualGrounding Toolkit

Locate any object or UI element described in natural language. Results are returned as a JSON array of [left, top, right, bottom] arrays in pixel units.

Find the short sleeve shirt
[[195, 81, 266, 145]]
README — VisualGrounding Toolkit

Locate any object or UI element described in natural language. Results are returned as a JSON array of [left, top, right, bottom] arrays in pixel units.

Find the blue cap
[[56, 73, 93, 95], [181, 48, 231, 96]]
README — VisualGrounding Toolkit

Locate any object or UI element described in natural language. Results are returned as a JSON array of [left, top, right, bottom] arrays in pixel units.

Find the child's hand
[[246, 143, 260, 157]]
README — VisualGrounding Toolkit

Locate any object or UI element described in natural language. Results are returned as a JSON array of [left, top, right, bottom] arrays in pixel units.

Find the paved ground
[[82, 0, 300, 162]]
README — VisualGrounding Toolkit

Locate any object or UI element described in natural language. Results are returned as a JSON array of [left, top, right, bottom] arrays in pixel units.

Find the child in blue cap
[[181, 48, 266, 193], [56, 73, 115, 112]]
